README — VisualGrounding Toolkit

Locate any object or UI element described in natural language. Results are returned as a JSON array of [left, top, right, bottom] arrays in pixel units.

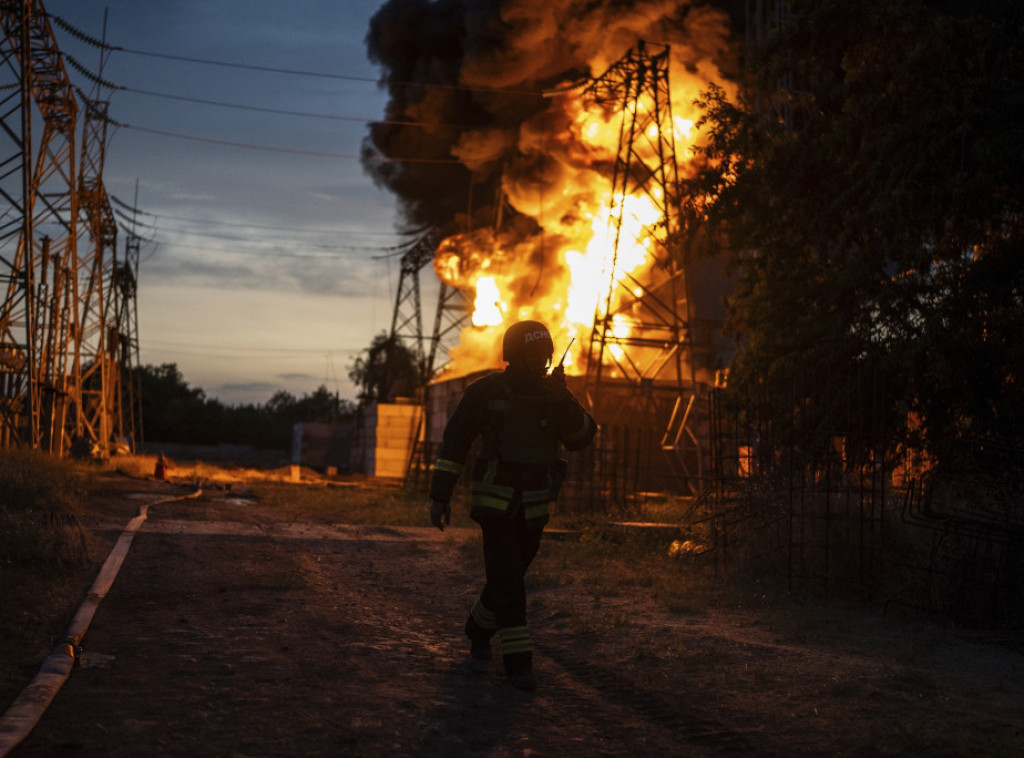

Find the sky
[[46, 0, 413, 406]]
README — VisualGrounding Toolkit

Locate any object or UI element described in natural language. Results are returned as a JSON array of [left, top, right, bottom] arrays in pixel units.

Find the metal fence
[[703, 385, 1024, 628]]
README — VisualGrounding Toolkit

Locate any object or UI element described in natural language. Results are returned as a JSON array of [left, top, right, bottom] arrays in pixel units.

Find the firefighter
[[428, 320, 597, 691]]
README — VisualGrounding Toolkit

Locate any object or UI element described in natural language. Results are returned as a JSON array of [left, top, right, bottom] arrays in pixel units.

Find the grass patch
[[0, 449, 92, 572], [0, 450, 99, 709], [0, 448, 88, 514], [247, 480, 477, 529]]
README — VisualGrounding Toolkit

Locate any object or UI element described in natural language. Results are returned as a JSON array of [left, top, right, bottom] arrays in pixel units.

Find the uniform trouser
[[465, 507, 544, 674]]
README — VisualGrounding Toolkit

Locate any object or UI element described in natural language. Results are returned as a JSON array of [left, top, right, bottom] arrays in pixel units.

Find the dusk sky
[[47, 0, 413, 405]]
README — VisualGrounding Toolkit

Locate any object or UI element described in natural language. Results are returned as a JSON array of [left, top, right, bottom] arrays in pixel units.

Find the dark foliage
[[684, 0, 1024, 478], [347, 332, 424, 403], [136, 363, 354, 449]]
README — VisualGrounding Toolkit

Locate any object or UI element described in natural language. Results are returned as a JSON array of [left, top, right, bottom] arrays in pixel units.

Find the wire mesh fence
[[703, 383, 1024, 628]]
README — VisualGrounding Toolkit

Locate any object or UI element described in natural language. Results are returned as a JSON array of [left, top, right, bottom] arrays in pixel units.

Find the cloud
[[217, 381, 280, 395], [141, 241, 382, 297]]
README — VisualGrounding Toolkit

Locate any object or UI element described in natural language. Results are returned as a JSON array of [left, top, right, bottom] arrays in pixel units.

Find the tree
[[348, 333, 423, 404], [134, 365, 356, 449], [684, 0, 1024, 474], [136, 363, 210, 444]]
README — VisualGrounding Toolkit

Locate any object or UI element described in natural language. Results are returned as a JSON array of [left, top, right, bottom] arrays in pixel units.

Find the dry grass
[[0, 451, 102, 709]]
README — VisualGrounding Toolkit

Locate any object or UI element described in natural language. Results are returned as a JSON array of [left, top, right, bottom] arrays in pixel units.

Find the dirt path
[[10, 487, 1024, 757]]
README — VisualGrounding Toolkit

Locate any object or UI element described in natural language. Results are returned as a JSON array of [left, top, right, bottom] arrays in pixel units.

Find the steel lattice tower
[[77, 92, 118, 454], [113, 223, 142, 450], [578, 41, 702, 487], [387, 227, 472, 382], [583, 43, 693, 402], [0, 1, 79, 453], [427, 280, 471, 378], [387, 227, 471, 482], [388, 229, 438, 382]]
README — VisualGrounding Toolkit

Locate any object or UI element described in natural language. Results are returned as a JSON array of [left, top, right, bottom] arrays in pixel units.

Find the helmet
[[502, 320, 553, 364]]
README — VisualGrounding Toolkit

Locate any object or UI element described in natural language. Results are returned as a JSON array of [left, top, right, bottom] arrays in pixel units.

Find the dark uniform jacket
[[429, 366, 597, 527]]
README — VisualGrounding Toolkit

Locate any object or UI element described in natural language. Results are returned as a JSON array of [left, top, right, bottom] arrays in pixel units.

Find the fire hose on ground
[[0, 487, 203, 757]]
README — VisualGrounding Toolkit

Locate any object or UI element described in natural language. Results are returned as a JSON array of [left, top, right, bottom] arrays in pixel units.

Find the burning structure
[[363, 0, 739, 497], [359, 1, 1024, 627]]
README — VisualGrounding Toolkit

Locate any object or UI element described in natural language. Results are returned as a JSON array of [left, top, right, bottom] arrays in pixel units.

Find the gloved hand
[[546, 364, 571, 402], [428, 499, 451, 531]]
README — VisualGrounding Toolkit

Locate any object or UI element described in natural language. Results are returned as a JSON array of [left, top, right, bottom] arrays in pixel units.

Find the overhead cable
[[118, 123, 464, 163], [156, 226, 420, 253], [50, 15, 542, 98], [113, 208, 155, 228], [142, 338, 362, 357], [110, 195, 155, 216], [118, 86, 461, 128], [115, 46, 542, 97], [117, 223, 155, 243], [156, 240, 396, 258], [149, 211, 419, 238]]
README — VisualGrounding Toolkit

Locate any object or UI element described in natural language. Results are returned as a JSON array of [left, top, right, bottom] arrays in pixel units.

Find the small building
[[352, 401, 423, 478], [291, 420, 356, 474]]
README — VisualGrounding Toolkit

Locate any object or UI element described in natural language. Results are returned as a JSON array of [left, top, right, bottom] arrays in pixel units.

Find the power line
[[155, 239, 405, 258], [119, 85, 462, 128], [117, 122, 464, 163], [119, 45, 382, 83], [51, 15, 544, 98], [115, 46, 542, 98], [149, 211, 421, 238], [154, 224, 422, 252], [143, 338, 362, 356]]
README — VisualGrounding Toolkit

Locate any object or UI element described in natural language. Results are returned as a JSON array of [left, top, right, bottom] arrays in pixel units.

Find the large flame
[[395, 5, 738, 381]]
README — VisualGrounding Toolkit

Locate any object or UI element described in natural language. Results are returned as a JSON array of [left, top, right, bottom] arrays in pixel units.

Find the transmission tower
[[0, 1, 80, 453], [386, 227, 473, 382], [77, 83, 118, 453], [112, 218, 142, 450], [386, 227, 472, 483], [388, 229, 438, 381], [428, 280, 472, 378], [578, 41, 702, 487]]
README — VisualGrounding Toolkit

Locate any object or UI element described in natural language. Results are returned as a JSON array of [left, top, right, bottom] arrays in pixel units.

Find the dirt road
[[10, 485, 1024, 757]]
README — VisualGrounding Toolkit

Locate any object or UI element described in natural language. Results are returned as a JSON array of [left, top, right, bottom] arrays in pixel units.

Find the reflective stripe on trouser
[[433, 457, 463, 476], [469, 599, 497, 630], [499, 625, 532, 656]]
